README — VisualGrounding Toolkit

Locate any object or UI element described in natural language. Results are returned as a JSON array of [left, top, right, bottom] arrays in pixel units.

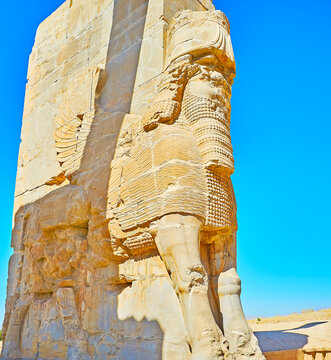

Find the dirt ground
[[249, 308, 331, 355]]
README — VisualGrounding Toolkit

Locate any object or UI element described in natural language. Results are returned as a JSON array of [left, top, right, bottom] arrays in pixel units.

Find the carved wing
[[54, 69, 95, 177]]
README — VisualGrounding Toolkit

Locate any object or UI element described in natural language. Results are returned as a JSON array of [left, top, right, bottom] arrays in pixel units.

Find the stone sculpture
[[107, 9, 264, 359], [2, 1, 265, 359]]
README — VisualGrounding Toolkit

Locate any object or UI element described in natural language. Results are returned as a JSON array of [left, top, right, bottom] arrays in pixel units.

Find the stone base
[[264, 350, 331, 360]]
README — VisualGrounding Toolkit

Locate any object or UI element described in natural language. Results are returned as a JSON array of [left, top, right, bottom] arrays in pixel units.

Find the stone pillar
[[2, 1, 264, 359]]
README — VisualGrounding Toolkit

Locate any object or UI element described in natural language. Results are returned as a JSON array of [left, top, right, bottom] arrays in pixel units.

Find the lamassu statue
[[108, 10, 265, 360], [2, 4, 264, 360]]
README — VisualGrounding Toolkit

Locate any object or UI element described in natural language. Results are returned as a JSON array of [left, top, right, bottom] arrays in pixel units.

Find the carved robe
[[107, 10, 237, 254]]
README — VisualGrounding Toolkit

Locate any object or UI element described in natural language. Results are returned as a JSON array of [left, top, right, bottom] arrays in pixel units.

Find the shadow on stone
[[1, 1, 167, 359]]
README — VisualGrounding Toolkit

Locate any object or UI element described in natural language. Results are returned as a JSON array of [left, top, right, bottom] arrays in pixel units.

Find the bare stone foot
[[190, 328, 234, 360], [231, 333, 266, 360], [219, 269, 265, 359]]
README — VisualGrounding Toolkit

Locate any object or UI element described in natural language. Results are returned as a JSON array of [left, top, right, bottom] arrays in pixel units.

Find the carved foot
[[190, 328, 234, 360], [232, 334, 266, 360], [218, 268, 265, 359]]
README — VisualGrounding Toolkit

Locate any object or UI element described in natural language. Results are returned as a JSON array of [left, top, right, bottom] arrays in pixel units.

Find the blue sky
[[0, 0, 330, 326]]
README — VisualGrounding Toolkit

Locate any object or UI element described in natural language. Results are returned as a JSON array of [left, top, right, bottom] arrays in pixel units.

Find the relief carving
[[2, 186, 90, 359], [54, 68, 100, 179], [107, 9, 265, 360]]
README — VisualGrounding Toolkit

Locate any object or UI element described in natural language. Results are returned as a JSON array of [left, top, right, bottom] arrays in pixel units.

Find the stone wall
[[14, 0, 215, 213], [3, 1, 247, 360], [15, 0, 115, 211]]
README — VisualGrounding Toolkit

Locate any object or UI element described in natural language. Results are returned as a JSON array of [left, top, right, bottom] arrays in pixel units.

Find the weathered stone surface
[[2, 0, 264, 359]]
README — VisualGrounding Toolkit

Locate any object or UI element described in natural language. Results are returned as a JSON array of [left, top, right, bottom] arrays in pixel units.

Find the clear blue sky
[[0, 0, 330, 326]]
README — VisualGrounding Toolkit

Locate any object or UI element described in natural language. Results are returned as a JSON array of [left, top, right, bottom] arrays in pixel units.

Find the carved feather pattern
[[54, 69, 95, 177]]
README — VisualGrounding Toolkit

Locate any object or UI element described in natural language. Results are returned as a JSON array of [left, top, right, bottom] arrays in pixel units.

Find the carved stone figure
[[2, 1, 265, 359], [2, 186, 91, 360], [107, 9, 264, 360]]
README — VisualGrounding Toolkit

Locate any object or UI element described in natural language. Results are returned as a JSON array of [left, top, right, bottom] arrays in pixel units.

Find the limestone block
[[36, 185, 89, 230], [14, 0, 116, 215], [304, 355, 314, 360], [130, 76, 161, 114], [100, 43, 145, 114], [68, 0, 113, 36], [315, 353, 325, 360], [68, 0, 93, 35], [15, 103, 63, 197], [133, 20, 165, 90], [55, 32, 90, 66], [144, 0, 164, 31], [106, 0, 148, 60], [34, 1, 69, 43], [264, 350, 303, 360], [88, 5, 115, 66]]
